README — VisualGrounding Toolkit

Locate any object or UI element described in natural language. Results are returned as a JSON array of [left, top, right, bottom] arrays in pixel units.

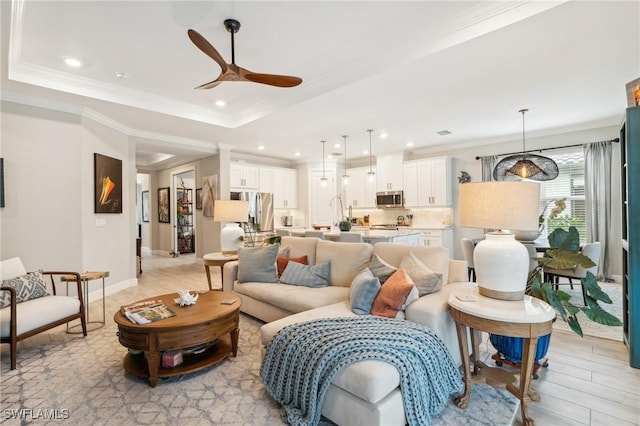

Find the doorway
[[173, 170, 195, 254]]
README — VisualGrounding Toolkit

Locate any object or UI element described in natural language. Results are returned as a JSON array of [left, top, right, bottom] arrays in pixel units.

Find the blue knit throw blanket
[[260, 316, 463, 426]]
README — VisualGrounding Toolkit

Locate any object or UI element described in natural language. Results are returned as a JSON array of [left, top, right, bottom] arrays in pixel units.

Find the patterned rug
[[550, 280, 623, 341], [1, 314, 518, 425]]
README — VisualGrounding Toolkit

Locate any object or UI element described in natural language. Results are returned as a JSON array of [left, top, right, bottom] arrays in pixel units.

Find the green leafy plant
[[526, 226, 621, 337]]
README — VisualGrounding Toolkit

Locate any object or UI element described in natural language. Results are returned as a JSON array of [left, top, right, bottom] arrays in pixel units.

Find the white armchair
[[0, 257, 86, 369]]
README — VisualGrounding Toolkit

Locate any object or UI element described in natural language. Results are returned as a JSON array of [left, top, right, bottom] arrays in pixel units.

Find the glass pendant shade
[[493, 109, 559, 181]]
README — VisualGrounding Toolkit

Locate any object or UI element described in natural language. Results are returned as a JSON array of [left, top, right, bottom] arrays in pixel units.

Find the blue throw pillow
[[349, 268, 381, 315], [237, 244, 279, 283], [279, 261, 331, 288]]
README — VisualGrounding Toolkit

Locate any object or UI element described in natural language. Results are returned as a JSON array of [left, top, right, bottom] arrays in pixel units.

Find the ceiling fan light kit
[[188, 19, 303, 89], [493, 109, 559, 181]]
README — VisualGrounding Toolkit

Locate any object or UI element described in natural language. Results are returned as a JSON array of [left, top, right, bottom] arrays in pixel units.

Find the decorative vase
[[339, 221, 352, 231]]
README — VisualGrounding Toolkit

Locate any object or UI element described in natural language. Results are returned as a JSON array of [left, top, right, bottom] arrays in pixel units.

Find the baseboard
[[87, 278, 137, 303]]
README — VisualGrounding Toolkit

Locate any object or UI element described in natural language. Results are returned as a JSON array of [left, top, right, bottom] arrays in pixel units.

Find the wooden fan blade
[[188, 29, 228, 73], [243, 72, 302, 88], [195, 79, 222, 90]]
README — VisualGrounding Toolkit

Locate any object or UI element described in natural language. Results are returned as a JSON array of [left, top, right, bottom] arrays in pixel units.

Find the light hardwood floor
[[9, 253, 640, 425]]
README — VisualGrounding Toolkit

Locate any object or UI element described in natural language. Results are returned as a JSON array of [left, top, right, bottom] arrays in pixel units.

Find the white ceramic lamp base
[[474, 232, 529, 301], [220, 223, 244, 254]]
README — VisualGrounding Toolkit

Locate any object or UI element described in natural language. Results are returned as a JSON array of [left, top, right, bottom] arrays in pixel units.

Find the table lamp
[[458, 181, 540, 300], [214, 200, 249, 254]]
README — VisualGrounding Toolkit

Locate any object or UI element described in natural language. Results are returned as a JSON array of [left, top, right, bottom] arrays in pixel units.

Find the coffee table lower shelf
[[122, 336, 231, 383]]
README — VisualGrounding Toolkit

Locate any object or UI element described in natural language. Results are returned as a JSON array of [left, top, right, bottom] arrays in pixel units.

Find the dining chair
[[339, 232, 363, 243], [304, 230, 325, 239], [543, 241, 601, 305], [275, 229, 291, 237], [460, 238, 476, 282]]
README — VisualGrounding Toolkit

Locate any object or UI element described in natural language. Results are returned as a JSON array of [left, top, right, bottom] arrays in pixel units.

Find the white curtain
[[481, 155, 499, 182], [584, 141, 613, 280]]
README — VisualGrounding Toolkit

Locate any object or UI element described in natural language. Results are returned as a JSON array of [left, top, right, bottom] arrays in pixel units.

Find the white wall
[[1, 101, 137, 299]]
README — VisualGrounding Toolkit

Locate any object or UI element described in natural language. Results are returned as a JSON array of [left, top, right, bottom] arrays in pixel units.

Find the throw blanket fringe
[[260, 316, 462, 426]]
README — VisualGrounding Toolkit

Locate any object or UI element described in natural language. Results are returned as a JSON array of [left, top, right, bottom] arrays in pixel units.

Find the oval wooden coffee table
[[114, 291, 241, 387]]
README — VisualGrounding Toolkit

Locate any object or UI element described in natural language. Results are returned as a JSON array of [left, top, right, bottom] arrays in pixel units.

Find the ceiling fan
[[188, 19, 303, 89]]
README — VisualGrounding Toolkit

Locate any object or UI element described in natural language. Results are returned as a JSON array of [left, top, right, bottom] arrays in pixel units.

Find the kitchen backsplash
[[353, 208, 453, 228]]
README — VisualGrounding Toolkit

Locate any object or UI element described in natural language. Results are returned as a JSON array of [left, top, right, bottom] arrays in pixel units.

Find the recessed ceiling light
[[64, 57, 82, 67], [215, 100, 226, 107], [294, 152, 301, 157], [258, 145, 265, 150], [379, 133, 388, 139], [437, 130, 452, 136], [363, 150, 369, 155], [406, 142, 414, 147], [115, 72, 128, 80], [334, 143, 341, 148]]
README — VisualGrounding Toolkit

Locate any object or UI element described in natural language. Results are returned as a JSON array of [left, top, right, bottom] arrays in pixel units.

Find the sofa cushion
[[280, 236, 319, 265], [371, 268, 415, 318], [235, 282, 348, 314], [348, 268, 381, 315], [316, 240, 373, 287], [0, 272, 50, 309], [237, 244, 279, 283], [277, 255, 308, 278], [374, 243, 450, 285], [369, 254, 397, 284], [0, 295, 80, 337], [400, 252, 443, 296], [0, 257, 27, 281], [280, 261, 331, 288]]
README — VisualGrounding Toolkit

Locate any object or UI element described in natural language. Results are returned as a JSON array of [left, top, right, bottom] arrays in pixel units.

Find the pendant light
[[320, 140, 328, 187], [341, 135, 349, 186], [366, 129, 375, 182], [493, 109, 559, 181]]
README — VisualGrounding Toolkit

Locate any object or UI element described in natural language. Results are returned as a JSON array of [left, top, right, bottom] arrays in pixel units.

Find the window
[[538, 149, 586, 242]]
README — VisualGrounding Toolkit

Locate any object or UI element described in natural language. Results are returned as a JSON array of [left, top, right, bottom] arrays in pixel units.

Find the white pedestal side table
[[448, 287, 555, 426]]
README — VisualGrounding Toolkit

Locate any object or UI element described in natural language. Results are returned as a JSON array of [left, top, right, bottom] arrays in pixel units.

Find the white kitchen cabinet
[[346, 166, 376, 208], [259, 166, 275, 193], [274, 167, 297, 209], [417, 157, 452, 206], [376, 153, 404, 191], [405, 233, 421, 246], [230, 163, 259, 190], [419, 229, 453, 255], [402, 162, 418, 206]]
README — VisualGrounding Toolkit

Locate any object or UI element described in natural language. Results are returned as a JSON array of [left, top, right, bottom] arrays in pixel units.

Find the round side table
[[203, 252, 238, 291], [448, 287, 555, 426]]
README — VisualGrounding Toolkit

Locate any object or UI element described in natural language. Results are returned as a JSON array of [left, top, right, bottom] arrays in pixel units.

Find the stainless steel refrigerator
[[230, 191, 274, 232]]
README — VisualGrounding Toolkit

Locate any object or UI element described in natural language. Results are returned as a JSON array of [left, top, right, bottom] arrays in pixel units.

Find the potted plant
[[490, 226, 622, 376]]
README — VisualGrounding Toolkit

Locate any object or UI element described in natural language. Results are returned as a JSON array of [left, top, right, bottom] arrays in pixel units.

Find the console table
[[448, 288, 555, 426]]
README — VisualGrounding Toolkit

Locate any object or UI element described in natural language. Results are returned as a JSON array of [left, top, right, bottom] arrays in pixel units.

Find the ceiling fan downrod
[[224, 19, 241, 65]]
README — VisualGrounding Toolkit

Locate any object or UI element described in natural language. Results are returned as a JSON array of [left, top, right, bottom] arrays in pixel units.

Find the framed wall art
[[141, 190, 150, 222], [196, 188, 203, 210], [94, 153, 122, 213], [158, 187, 170, 223]]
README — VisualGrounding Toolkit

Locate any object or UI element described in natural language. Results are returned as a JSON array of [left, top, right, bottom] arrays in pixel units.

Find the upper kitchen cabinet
[[376, 153, 404, 191], [273, 167, 297, 209], [230, 163, 259, 190], [403, 157, 452, 207], [346, 167, 376, 208], [259, 166, 275, 193]]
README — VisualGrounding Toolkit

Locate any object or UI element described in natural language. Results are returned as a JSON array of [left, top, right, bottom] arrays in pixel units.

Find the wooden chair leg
[[10, 338, 16, 370], [569, 277, 574, 289], [580, 284, 588, 306]]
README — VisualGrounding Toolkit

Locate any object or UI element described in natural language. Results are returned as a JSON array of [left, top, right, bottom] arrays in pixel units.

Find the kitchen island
[[285, 228, 422, 245]]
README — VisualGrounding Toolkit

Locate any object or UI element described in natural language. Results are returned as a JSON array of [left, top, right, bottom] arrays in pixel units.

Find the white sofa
[[222, 237, 475, 426]]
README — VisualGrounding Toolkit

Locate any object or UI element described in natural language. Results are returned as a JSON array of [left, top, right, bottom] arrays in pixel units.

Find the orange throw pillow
[[277, 256, 308, 278], [371, 268, 414, 318]]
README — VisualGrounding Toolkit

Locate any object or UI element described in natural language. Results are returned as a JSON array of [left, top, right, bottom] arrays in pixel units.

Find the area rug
[[1, 314, 518, 425], [550, 280, 623, 341]]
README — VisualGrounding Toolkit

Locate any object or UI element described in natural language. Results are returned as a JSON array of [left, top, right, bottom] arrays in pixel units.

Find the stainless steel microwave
[[376, 191, 404, 208]]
